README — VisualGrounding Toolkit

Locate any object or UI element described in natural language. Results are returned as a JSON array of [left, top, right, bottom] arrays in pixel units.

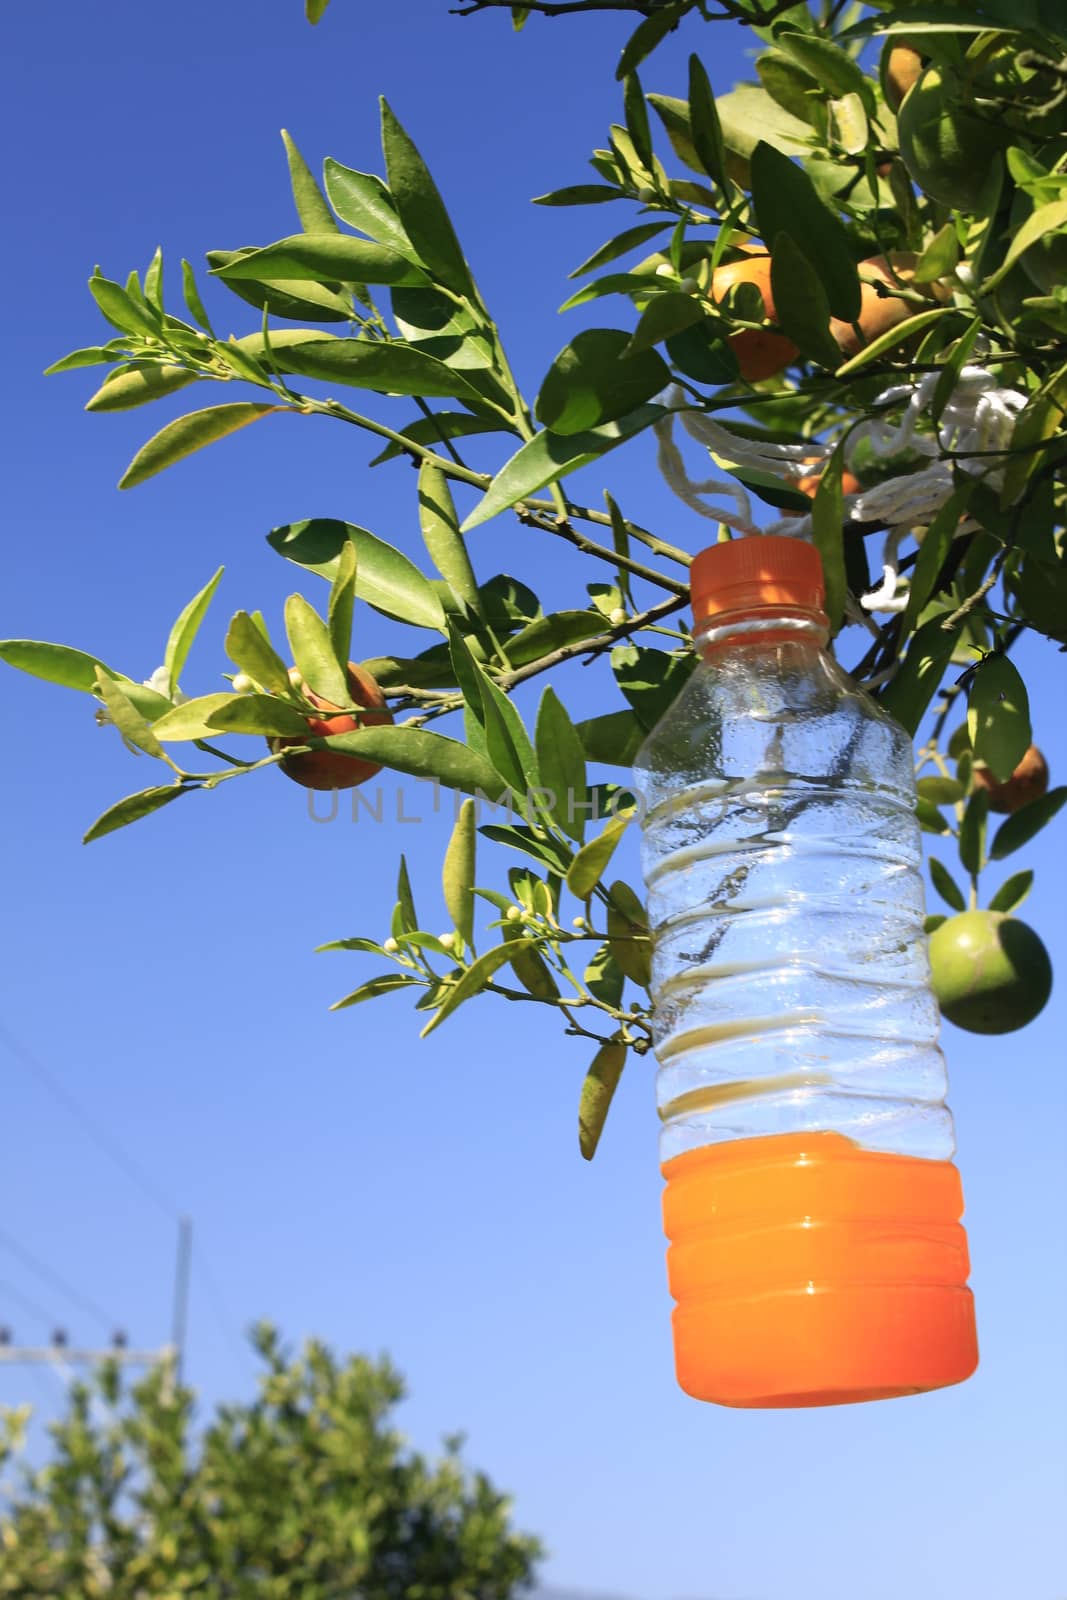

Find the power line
[[0, 1020, 178, 1223], [0, 1275, 57, 1330], [0, 1229, 117, 1336]]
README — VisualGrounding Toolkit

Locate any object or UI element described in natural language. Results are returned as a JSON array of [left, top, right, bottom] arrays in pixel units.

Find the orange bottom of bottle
[[661, 1131, 978, 1408]]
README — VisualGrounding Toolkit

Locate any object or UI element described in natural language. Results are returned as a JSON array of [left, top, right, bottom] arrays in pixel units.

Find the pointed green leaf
[[206, 695, 314, 737], [570, 222, 670, 281], [928, 856, 966, 913], [267, 519, 447, 632], [533, 185, 626, 206], [617, 4, 684, 78], [958, 788, 989, 877], [775, 27, 870, 101], [914, 223, 960, 284], [322, 161, 413, 258], [331, 974, 423, 1011], [988, 869, 1034, 914], [181, 259, 214, 332], [901, 484, 974, 636], [769, 232, 842, 368], [989, 787, 1067, 860], [83, 783, 191, 844], [834, 307, 952, 378], [88, 273, 161, 337], [443, 797, 476, 946], [380, 99, 475, 296], [281, 129, 337, 235], [94, 670, 166, 759], [687, 54, 728, 191], [625, 291, 704, 356], [418, 460, 480, 613], [579, 1041, 627, 1160], [753, 142, 860, 323], [211, 233, 422, 286], [164, 566, 224, 694], [419, 942, 518, 1037], [810, 449, 846, 633], [536, 327, 670, 436], [461, 404, 667, 531], [607, 880, 652, 987], [119, 403, 278, 490], [566, 813, 631, 900], [0, 639, 116, 694], [576, 709, 645, 767], [968, 655, 1031, 784], [151, 694, 243, 741], [878, 614, 961, 736], [284, 594, 351, 705], [225, 610, 293, 694], [623, 72, 653, 171], [328, 540, 358, 668], [535, 686, 588, 842], [502, 611, 602, 668], [476, 663, 539, 797], [44, 346, 116, 375], [324, 725, 509, 799], [979, 199, 1067, 295], [396, 854, 418, 934], [86, 363, 199, 413], [275, 337, 490, 407]]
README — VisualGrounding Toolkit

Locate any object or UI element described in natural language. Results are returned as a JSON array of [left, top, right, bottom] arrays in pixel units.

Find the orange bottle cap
[[691, 536, 827, 631]]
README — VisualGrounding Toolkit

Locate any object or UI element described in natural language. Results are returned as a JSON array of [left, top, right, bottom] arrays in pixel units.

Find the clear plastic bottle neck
[[693, 609, 830, 658]]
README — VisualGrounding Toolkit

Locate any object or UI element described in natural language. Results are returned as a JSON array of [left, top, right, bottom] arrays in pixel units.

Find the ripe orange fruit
[[710, 254, 798, 382], [929, 910, 1052, 1034], [782, 460, 862, 515], [885, 44, 923, 112], [270, 661, 393, 791], [830, 253, 947, 358], [971, 745, 1049, 815]]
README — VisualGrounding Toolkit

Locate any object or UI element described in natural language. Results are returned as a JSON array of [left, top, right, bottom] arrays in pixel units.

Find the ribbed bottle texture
[[633, 541, 977, 1406]]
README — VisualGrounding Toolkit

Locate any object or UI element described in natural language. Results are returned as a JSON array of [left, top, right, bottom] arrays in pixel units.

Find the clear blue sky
[[2, 4, 1065, 1598]]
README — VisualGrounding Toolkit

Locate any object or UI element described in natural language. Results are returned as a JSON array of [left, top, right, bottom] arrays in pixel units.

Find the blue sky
[[1, 3, 1065, 1597]]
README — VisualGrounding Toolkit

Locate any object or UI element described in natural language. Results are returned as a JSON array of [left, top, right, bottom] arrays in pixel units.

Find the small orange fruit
[[709, 254, 798, 382], [270, 661, 393, 791], [971, 745, 1049, 815]]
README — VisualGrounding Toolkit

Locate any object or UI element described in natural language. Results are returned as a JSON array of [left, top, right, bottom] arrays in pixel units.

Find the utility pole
[[171, 1216, 192, 1387]]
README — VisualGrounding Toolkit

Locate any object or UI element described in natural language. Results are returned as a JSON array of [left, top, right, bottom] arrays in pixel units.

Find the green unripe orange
[[929, 911, 1052, 1035], [897, 65, 1008, 212]]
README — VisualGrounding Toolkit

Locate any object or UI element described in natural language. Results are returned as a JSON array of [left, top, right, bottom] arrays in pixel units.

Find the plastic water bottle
[[632, 536, 978, 1408]]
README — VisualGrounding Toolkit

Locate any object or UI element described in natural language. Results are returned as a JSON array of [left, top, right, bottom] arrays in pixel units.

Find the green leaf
[[967, 655, 1031, 784], [476, 662, 539, 797], [566, 813, 631, 900], [164, 566, 224, 695], [752, 143, 859, 323], [380, 99, 475, 297], [930, 317, 983, 428], [272, 518, 447, 633], [211, 233, 422, 287], [205, 250, 354, 321], [503, 611, 601, 668], [396, 854, 418, 935], [88, 273, 161, 337], [616, 3, 685, 78], [988, 869, 1034, 914], [151, 694, 243, 741], [480, 824, 571, 874], [285, 594, 351, 705], [712, 83, 812, 168], [901, 483, 974, 636], [774, 28, 870, 102], [958, 788, 989, 877], [281, 129, 337, 235], [317, 936, 390, 956], [810, 449, 846, 633], [324, 725, 509, 799], [607, 880, 651, 987], [623, 72, 653, 171], [443, 798, 477, 946], [83, 783, 191, 844], [119, 403, 278, 490], [585, 942, 624, 1008], [328, 540, 358, 669], [611, 645, 693, 731], [0, 639, 116, 694], [225, 610, 293, 694], [207, 695, 313, 737], [833, 307, 954, 377], [418, 461, 480, 614], [576, 709, 645, 766], [578, 1041, 627, 1160], [989, 786, 1067, 859], [306, 0, 330, 20], [368, 411, 512, 465], [928, 855, 966, 913], [979, 199, 1067, 295], [94, 670, 166, 759], [181, 258, 214, 332], [501, 926, 560, 999], [331, 974, 423, 1011], [914, 223, 960, 284], [85, 364, 199, 413], [461, 404, 667, 531], [918, 775, 964, 805], [916, 796, 951, 834], [276, 337, 490, 408], [625, 292, 704, 357], [44, 345, 117, 375], [322, 161, 414, 257], [666, 319, 739, 384], [533, 185, 625, 206], [687, 54, 728, 191], [536, 328, 669, 436], [570, 222, 670, 280], [420, 942, 519, 1037], [769, 232, 842, 368], [878, 614, 961, 736], [535, 686, 588, 842]]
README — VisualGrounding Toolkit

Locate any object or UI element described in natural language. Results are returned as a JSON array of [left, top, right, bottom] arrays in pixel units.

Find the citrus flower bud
[[678, 276, 699, 295], [609, 607, 627, 626], [288, 666, 304, 688], [506, 905, 522, 921], [655, 262, 675, 278], [232, 672, 255, 694], [440, 932, 456, 950], [383, 937, 399, 954], [573, 916, 586, 929]]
